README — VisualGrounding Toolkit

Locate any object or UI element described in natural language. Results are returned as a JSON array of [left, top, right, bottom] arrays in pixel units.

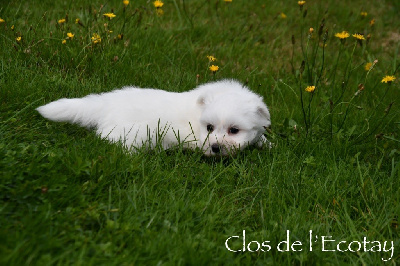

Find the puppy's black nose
[[211, 143, 221, 154]]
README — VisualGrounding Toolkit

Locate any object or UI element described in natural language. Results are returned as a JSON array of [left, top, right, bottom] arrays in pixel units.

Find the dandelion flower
[[103, 13, 116, 19], [381, 76, 396, 84], [16, 36, 22, 42], [67, 32, 74, 39], [58, 18, 66, 24], [305, 86, 316, 92], [0, 18, 5, 23], [364, 62, 373, 71], [91, 33, 101, 44], [280, 13, 287, 19], [62, 39, 67, 44], [207, 55, 217, 62], [298, 1, 306, 6], [11, 25, 15, 31], [75, 18, 84, 27], [123, 0, 129, 7], [360, 11, 368, 17], [335, 31, 350, 40], [209, 65, 219, 73], [153, 0, 164, 8], [307, 29, 314, 39], [352, 33, 365, 40]]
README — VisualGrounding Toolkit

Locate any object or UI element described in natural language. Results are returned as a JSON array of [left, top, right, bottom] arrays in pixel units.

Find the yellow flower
[[75, 18, 84, 27], [370, 19, 375, 26], [207, 55, 217, 62], [62, 39, 67, 44], [58, 18, 66, 24], [103, 13, 116, 19], [352, 33, 365, 40], [118, 33, 124, 40], [381, 76, 396, 84], [0, 18, 5, 23], [224, 0, 233, 2], [11, 25, 15, 31], [298, 1, 306, 6], [123, 0, 129, 7], [153, 0, 164, 8], [360, 11, 368, 17], [209, 65, 219, 73], [16, 36, 22, 42], [305, 86, 316, 92], [280, 13, 287, 19], [67, 32, 74, 39], [91, 33, 101, 44], [335, 31, 350, 39], [364, 62, 373, 71], [309, 27, 314, 34]]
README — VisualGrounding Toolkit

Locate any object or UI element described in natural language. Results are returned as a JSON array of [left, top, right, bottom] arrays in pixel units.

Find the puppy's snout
[[211, 143, 222, 154]]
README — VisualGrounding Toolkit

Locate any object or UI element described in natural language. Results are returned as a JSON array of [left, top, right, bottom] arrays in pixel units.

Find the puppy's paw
[[256, 135, 273, 149]]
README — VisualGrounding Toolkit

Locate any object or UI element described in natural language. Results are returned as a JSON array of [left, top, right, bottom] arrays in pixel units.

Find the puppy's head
[[197, 80, 270, 156]]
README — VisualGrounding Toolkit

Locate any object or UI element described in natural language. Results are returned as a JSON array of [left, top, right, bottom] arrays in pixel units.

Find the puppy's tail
[[36, 96, 103, 128]]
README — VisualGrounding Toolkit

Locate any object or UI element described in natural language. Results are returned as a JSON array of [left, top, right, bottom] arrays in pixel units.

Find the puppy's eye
[[229, 127, 239, 134], [207, 124, 214, 133]]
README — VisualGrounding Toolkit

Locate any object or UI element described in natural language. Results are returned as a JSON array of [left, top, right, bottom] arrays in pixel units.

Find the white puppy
[[37, 80, 271, 156]]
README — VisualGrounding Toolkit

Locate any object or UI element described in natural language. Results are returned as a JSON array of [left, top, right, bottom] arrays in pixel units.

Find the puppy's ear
[[197, 95, 207, 106], [256, 104, 271, 128]]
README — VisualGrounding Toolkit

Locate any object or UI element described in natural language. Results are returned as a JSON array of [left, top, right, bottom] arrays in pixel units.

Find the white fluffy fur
[[36, 80, 271, 156]]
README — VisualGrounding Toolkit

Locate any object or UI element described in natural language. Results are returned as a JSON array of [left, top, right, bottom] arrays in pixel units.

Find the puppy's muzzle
[[211, 143, 222, 154]]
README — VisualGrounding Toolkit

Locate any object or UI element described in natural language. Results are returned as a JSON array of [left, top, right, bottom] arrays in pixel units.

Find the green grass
[[1, 0, 400, 264]]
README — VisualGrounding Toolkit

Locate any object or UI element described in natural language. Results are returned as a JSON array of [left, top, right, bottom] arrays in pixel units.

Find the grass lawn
[[1, 0, 400, 264]]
